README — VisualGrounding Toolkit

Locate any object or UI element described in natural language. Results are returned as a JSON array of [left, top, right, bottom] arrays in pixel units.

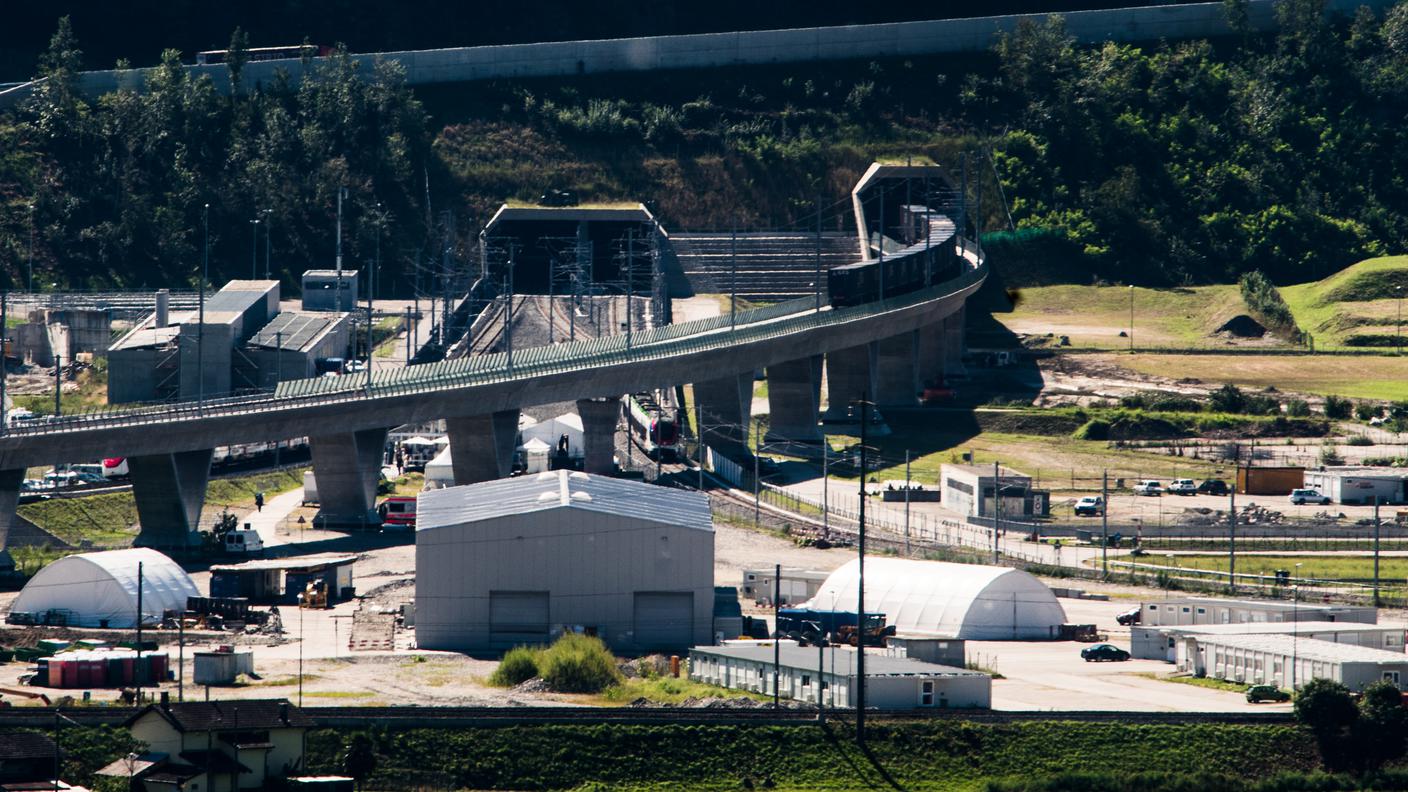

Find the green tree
[[343, 733, 377, 791]]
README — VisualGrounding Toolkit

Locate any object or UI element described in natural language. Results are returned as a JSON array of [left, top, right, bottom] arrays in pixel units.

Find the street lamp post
[[1396, 286, 1402, 355], [27, 203, 35, 294], [199, 204, 209, 410], [1128, 285, 1134, 353], [250, 218, 261, 280], [262, 208, 273, 280]]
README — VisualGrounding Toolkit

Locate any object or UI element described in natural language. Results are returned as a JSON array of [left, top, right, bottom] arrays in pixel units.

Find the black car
[[1115, 606, 1141, 626], [1197, 479, 1230, 496], [1081, 643, 1131, 662]]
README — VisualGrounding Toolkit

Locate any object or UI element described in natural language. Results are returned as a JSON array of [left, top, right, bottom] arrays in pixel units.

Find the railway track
[[0, 704, 1294, 728]]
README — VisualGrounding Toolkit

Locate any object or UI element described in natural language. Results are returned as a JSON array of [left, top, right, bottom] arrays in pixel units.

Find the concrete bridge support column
[[695, 374, 753, 462], [764, 356, 823, 447], [822, 342, 876, 422], [130, 449, 213, 547], [944, 306, 968, 378], [310, 428, 388, 529], [0, 469, 24, 549], [915, 320, 947, 388], [446, 410, 520, 484], [576, 398, 621, 475], [875, 331, 920, 408]]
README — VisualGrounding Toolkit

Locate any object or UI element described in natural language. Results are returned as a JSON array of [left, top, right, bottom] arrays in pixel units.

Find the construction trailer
[[689, 642, 991, 709], [209, 554, 356, 606], [1133, 620, 1406, 662], [1139, 597, 1377, 629], [1303, 467, 1408, 505], [1236, 466, 1304, 495], [741, 567, 829, 606], [1178, 633, 1408, 692]]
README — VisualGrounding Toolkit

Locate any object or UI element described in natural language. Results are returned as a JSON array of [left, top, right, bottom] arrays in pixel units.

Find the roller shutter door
[[490, 591, 549, 646], [633, 592, 693, 650]]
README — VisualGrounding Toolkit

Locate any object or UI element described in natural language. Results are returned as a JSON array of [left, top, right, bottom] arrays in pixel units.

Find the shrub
[[1324, 395, 1352, 420], [1209, 384, 1246, 414], [1239, 270, 1305, 341], [1284, 399, 1311, 417], [1319, 442, 1345, 467], [538, 633, 621, 693], [1346, 435, 1375, 447], [1355, 402, 1382, 421], [1073, 418, 1111, 440], [488, 646, 541, 687]]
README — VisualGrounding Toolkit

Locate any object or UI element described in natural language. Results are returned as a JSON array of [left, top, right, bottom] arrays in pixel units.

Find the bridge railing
[[2, 229, 983, 437]]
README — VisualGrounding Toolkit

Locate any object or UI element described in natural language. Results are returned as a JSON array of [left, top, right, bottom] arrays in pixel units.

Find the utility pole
[[730, 223, 738, 331], [336, 187, 346, 313], [814, 195, 823, 311], [753, 429, 761, 529], [1101, 470, 1109, 576], [992, 461, 1001, 564], [904, 450, 911, 556], [53, 355, 60, 417], [506, 241, 516, 372], [263, 209, 272, 280], [1229, 460, 1238, 594], [822, 443, 829, 541], [405, 305, 412, 363], [877, 186, 886, 301], [27, 203, 35, 294], [696, 398, 704, 491], [135, 561, 143, 705], [626, 228, 634, 352], [1374, 496, 1382, 607], [856, 394, 869, 741], [199, 204, 208, 410], [773, 563, 781, 709]]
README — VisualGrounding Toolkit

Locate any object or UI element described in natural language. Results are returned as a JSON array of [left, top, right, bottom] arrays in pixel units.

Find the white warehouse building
[[1133, 620, 1406, 662], [415, 470, 714, 653], [803, 558, 1067, 640]]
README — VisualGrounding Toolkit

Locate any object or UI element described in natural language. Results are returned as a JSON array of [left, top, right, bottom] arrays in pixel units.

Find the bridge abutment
[[310, 428, 388, 529], [695, 373, 753, 462], [764, 356, 823, 448], [131, 449, 213, 546], [576, 398, 620, 475], [446, 410, 520, 484]]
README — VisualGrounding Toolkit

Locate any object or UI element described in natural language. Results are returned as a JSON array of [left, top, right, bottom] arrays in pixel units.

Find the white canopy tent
[[424, 445, 455, 489], [803, 557, 1067, 640], [520, 412, 584, 459], [8, 548, 199, 628]]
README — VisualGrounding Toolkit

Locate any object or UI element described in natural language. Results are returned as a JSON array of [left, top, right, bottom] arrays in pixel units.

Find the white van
[[224, 529, 265, 554]]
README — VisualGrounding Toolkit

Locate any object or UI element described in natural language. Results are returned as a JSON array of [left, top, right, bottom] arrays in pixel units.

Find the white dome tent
[[803, 558, 1067, 640], [8, 548, 199, 628]]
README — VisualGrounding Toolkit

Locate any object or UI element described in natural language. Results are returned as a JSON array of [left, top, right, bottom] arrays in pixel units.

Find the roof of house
[[247, 311, 347, 352], [127, 699, 313, 732], [417, 469, 712, 533], [0, 731, 58, 760]]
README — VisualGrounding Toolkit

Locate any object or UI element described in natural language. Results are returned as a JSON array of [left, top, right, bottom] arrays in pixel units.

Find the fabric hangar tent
[[8, 548, 199, 628], [804, 557, 1067, 640]]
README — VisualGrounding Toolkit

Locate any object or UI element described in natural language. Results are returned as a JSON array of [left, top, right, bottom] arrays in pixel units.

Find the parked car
[[1246, 684, 1291, 703], [1074, 496, 1105, 517], [1168, 479, 1197, 495], [1289, 488, 1331, 506], [1197, 479, 1230, 496], [1134, 480, 1163, 497], [1081, 643, 1131, 662], [1115, 606, 1142, 626]]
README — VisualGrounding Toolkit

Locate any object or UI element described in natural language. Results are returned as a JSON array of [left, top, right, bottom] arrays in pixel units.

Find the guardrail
[[1, 222, 981, 439]]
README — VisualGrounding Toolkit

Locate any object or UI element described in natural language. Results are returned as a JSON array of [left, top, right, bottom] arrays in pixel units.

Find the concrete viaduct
[[0, 177, 985, 549]]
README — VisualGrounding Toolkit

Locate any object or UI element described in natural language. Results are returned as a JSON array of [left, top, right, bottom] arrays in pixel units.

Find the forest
[[1, 0, 1407, 294]]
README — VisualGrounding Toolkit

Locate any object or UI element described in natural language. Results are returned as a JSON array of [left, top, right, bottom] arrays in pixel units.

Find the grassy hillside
[[1281, 257, 1408, 350], [302, 720, 1319, 791], [990, 283, 1275, 350]]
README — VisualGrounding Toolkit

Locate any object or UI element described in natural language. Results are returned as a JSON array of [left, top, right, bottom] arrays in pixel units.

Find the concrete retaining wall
[[0, 0, 1390, 108]]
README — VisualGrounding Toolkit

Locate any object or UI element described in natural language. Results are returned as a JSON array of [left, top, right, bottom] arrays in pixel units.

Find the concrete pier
[[875, 331, 919, 407], [916, 320, 947, 389], [764, 356, 823, 447], [0, 469, 24, 549], [695, 374, 754, 462], [130, 449, 213, 546], [576, 398, 621, 475], [446, 411, 520, 484], [944, 306, 967, 378], [310, 428, 388, 529]]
